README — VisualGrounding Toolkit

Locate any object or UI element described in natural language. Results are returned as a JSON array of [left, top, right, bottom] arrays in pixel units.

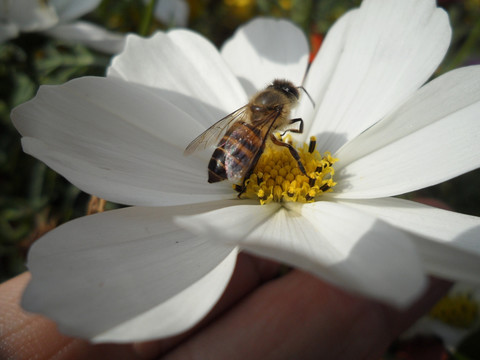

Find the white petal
[[221, 17, 309, 97], [307, 0, 451, 153], [2, 0, 58, 32], [175, 201, 279, 242], [49, 0, 100, 22], [333, 65, 480, 198], [44, 21, 125, 54], [294, 9, 356, 144], [22, 204, 238, 342], [335, 197, 480, 286], [12, 76, 233, 206], [177, 201, 426, 306], [153, 0, 189, 27], [108, 31, 247, 128], [404, 317, 469, 348], [0, 23, 19, 42]]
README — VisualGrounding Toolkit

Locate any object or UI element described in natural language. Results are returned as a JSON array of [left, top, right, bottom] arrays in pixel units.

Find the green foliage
[[456, 327, 480, 359]]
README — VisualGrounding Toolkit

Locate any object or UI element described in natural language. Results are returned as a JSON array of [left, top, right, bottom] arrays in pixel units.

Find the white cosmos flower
[[143, 0, 190, 27], [0, 0, 125, 53], [403, 283, 480, 351], [11, 0, 480, 343], [0, 0, 58, 42]]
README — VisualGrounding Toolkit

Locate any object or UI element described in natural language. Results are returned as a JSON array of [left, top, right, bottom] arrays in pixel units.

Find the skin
[[0, 253, 451, 360]]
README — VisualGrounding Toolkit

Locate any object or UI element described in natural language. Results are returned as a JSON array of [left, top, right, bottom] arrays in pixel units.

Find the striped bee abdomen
[[208, 122, 264, 183]]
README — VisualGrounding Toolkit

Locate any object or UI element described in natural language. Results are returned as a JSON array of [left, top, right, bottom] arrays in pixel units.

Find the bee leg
[[236, 171, 253, 199], [235, 179, 250, 199], [234, 183, 249, 199], [288, 118, 304, 133], [236, 187, 246, 199], [235, 145, 267, 199], [270, 133, 309, 176], [279, 118, 304, 138]]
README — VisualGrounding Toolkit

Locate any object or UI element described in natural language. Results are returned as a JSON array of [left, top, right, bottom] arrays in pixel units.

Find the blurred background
[[1, 0, 479, 358]]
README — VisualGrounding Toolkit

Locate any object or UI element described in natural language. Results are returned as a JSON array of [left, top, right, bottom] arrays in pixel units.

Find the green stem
[[139, 0, 158, 36]]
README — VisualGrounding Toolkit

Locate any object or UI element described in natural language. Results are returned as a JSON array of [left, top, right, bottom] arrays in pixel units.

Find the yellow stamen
[[236, 135, 337, 205]]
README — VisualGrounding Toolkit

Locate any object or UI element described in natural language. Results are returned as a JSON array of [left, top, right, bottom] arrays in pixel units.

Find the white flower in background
[[403, 284, 480, 351], [11, 0, 480, 343], [0, 0, 58, 42], [145, 0, 189, 27], [0, 0, 124, 53]]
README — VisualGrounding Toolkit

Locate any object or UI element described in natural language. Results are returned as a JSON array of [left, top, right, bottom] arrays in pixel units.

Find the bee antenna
[[297, 86, 315, 108]]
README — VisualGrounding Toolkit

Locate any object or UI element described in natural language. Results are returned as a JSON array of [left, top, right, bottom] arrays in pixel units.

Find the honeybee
[[184, 79, 312, 195]]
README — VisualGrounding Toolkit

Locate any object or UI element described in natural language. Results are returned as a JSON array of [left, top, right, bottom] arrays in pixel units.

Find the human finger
[[0, 272, 143, 360], [162, 270, 451, 360]]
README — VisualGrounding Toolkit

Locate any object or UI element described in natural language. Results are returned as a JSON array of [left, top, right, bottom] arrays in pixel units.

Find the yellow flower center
[[236, 136, 337, 205], [429, 292, 479, 329]]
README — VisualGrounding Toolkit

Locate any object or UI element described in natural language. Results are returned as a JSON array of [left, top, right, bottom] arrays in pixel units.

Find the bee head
[[270, 79, 300, 101]]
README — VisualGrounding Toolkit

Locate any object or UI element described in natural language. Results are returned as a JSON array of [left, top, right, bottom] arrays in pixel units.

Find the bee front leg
[[279, 118, 304, 137], [288, 118, 304, 133]]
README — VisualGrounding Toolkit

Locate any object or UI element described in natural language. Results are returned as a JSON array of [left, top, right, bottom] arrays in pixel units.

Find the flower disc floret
[[240, 136, 337, 204]]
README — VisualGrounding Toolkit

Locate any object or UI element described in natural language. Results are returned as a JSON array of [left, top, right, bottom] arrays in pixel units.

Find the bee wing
[[184, 106, 249, 155]]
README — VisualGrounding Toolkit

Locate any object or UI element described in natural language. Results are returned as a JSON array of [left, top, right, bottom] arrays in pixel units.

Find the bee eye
[[283, 86, 299, 99], [270, 80, 299, 100]]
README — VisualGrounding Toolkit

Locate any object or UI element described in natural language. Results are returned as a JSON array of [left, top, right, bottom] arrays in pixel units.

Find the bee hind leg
[[234, 145, 266, 199], [234, 184, 246, 198]]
